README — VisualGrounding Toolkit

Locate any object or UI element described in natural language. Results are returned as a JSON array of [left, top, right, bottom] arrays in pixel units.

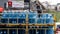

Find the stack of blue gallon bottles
[[17, 12, 26, 24], [0, 29, 25, 34], [9, 29, 25, 34], [0, 29, 7, 34], [18, 29, 25, 34], [1, 11, 26, 24], [1, 11, 54, 24], [29, 29, 54, 34], [9, 29, 17, 34], [37, 13, 54, 24]]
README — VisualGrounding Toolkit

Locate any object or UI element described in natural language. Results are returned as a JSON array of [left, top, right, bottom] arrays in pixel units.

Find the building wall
[[0, 0, 8, 8], [57, 5, 60, 11], [48, 5, 56, 10]]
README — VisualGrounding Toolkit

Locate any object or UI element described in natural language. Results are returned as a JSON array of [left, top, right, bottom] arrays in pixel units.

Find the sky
[[39, 0, 60, 5]]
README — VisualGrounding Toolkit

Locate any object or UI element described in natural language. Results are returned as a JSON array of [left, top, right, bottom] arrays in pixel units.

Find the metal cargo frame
[[0, 13, 56, 34], [0, 0, 56, 34]]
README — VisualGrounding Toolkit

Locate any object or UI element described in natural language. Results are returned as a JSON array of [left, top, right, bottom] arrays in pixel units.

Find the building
[[57, 3, 60, 11], [48, 5, 56, 10]]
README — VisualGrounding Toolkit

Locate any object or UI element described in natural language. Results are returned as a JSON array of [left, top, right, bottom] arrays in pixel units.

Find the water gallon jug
[[8, 11, 16, 18], [41, 14, 46, 19], [14, 12, 18, 18], [18, 19, 26, 24], [37, 29, 45, 34], [0, 30, 3, 34], [46, 29, 54, 34], [0, 29, 7, 34], [50, 18, 54, 24], [18, 12, 26, 24], [1, 18, 8, 23], [37, 18, 45, 24], [10, 14, 17, 18], [40, 14, 47, 24], [45, 14, 54, 24], [12, 12, 19, 18], [3, 30, 7, 34], [18, 29, 25, 34], [9, 13, 15, 18], [28, 12, 37, 19], [41, 13, 53, 19], [46, 18, 50, 24], [9, 29, 17, 34], [2, 13, 9, 18], [28, 19, 36, 24], [46, 14, 53, 18], [28, 12, 37, 24], [46, 18, 54, 24], [29, 29, 36, 34], [9, 18, 17, 24], [18, 12, 26, 19]]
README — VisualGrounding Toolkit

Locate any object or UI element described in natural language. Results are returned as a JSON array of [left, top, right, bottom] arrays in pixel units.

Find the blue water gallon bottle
[[28, 12, 37, 24], [18, 29, 25, 34], [1, 18, 8, 23], [0, 31, 3, 34], [37, 29, 45, 34], [9, 18, 17, 24], [9, 29, 17, 34], [46, 29, 54, 34], [2, 13, 9, 18], [29, 29, 36, 34], [4, 31, 7, 34]]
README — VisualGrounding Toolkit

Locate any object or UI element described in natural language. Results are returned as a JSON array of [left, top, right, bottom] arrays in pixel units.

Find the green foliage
[[48, 10, 60, 22]]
